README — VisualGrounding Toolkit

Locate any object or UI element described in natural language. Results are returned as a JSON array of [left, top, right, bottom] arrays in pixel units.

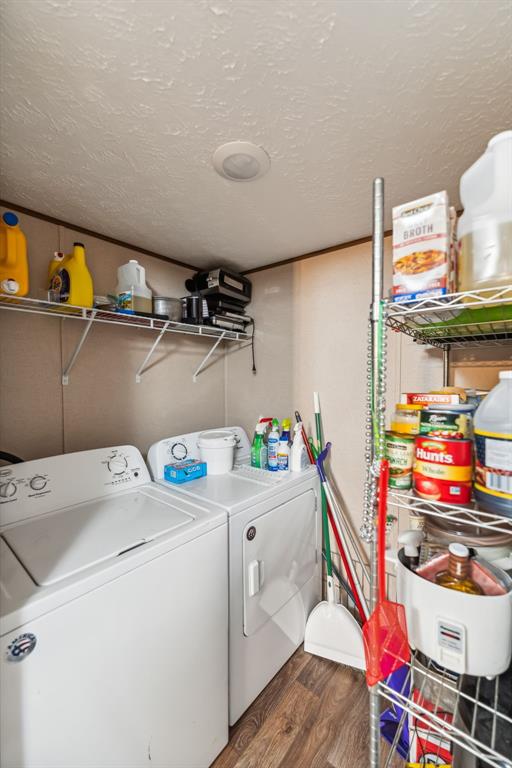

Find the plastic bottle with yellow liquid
[[0, 212, 29, 296], [49, 242, 93, 307]]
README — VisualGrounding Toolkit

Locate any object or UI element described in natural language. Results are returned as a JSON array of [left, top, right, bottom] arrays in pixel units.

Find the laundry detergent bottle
[[474, 370, 512, 517], [0, 211, 29, 296], [49, 242, 93, 307]]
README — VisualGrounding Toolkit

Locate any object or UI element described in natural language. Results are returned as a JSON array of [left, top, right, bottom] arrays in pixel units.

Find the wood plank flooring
[[212, 646, 402, 768]]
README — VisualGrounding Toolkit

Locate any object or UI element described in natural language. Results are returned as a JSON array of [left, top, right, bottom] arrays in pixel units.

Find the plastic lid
[[499, 370, 512, 379], [449, 543, 469, 558], [282, 418, 291, 430], [272, 418, 279, 428], [2, 211, 18, 226], [197, 430, 236, 448], [74, 242, 84, 248], [396, 404, 423, 411], [129, 259, 139, 264]]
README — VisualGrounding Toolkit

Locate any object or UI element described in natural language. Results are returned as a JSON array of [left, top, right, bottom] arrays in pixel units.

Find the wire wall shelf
[[385, 285, 512, 349], [379, 652, 512, 768], [388, 491, 512, 537], [0, 294, 250, 384]]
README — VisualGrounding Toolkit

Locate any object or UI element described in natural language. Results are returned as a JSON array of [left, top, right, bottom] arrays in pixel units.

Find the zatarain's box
[[392, 191, 456, 302]]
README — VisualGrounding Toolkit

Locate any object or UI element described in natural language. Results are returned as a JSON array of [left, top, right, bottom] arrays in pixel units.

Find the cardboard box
[[392, 191, 455, 302]]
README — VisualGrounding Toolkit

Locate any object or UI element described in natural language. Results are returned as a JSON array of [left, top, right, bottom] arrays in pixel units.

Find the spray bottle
[[267, 419, 280, 472], [251, 422, 268, 469], [290, 422, 309, 472], [277, 418, 291, 471]]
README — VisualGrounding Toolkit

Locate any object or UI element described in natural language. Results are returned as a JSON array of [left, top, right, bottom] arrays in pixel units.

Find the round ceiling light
[[212, 141, 271, 182]]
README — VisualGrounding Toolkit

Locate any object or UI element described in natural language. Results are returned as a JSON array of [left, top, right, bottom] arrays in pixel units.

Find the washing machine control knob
[[108, 456, 128, 475], [0, 481, 17, 498], [30, 476, 47, 492]]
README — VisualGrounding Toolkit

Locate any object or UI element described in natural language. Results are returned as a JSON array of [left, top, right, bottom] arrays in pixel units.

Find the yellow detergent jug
[[49, 242, 93, 307], [0, 211, 29, 296]]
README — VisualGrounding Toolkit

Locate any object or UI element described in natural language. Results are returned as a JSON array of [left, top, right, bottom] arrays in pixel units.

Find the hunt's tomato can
[[413, 436, 472, 504]]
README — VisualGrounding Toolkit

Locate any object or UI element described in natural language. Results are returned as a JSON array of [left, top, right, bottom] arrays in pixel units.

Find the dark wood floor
[[212, 646, 401, 768]]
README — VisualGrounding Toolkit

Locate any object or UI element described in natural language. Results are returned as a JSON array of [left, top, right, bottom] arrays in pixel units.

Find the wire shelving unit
[[364, 179, 512, 768], [0, 294, 250, 384]]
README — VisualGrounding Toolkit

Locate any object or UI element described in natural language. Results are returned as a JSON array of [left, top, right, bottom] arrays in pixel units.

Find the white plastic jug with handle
[[473, 371, 512, 518], [116, 259, 152, 313], [457, 131, 512, 293]]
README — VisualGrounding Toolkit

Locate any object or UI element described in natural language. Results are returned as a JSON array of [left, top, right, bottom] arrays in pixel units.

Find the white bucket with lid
[[197, 430, 236, 475]]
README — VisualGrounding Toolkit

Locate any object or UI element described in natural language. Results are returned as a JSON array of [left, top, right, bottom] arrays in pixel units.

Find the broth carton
[[392, 191, 455, 302]]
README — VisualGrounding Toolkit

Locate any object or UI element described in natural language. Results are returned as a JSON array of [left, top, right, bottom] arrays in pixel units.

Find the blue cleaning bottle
[[267, 419, 280, 472]]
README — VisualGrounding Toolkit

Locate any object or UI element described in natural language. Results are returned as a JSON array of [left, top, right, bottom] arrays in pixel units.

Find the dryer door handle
[[247, 559, 265, 597]]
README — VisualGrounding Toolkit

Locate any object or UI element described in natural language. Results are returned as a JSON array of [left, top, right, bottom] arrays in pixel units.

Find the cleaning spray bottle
[[251, 421, 268, 469], [49, 242, 93, 307], [267, 419, 280, 472], [277, 418, 291, 471], [0, 212, 29, 296], [290, 422, 309, 472]]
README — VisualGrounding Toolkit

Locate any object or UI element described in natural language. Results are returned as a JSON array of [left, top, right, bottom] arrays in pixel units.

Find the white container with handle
[[197, 430, 236, 475], [116, 259, 152, 312], [457, 130, 512, 292]]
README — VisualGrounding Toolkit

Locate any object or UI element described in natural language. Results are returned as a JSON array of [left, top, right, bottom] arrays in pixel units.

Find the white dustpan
[[304, 571, 366, 669], [304, 392, 366, 670]]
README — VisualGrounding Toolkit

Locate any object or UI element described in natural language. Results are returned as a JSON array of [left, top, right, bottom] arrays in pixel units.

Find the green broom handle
[[313, 397, 332, 579]]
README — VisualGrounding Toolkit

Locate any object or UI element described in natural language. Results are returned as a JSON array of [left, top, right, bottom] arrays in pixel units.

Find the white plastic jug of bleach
[[457, 131, 512, 293], [116, 260, 152, 313]]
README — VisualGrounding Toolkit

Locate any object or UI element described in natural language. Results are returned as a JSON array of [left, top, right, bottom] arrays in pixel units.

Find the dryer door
[[243, 488, 318, 637]]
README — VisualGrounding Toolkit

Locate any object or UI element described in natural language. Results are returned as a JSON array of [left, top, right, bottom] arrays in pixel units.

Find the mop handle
[[317, 444, 369, 621], [377, 459, 390, 604]]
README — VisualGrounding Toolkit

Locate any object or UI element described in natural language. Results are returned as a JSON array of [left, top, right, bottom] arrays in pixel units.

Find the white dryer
[[0, 446, 228, 768], [148, 427, 321, 725]]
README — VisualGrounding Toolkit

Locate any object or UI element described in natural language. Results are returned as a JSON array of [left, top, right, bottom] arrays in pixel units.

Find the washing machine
[[0, 446, 228, 768], [147, 426, 321, 724]]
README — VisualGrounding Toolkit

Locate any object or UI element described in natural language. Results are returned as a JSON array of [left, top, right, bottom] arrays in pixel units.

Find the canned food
[[385, 431, 415, 489], [419, 408, 472, 439], [413, 436, 472, 504]]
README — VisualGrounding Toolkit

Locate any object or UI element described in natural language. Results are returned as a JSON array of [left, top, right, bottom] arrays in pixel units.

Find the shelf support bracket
[[62, 310, 97, 385], [192, 332, 226, 382], [135, 321, 170, 383]]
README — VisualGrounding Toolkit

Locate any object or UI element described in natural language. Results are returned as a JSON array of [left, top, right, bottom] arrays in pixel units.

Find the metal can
[[413, 435, 472, 504], [385, 431, 415, 489], [419, 407, 473, 439]]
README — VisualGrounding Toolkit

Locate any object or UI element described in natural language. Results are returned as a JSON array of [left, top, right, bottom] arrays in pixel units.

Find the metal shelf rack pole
[[369, 176, 385, 768]]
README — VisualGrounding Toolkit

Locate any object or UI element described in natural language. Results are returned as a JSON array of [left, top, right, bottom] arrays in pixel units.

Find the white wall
[[0, 208, 230, 461]]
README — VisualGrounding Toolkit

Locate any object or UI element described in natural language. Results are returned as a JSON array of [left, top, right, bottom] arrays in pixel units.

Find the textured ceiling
[[1, 0, 511, 271]]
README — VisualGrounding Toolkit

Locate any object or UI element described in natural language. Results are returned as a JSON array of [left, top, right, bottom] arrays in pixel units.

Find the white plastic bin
[[197, 430, 236, 475]]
